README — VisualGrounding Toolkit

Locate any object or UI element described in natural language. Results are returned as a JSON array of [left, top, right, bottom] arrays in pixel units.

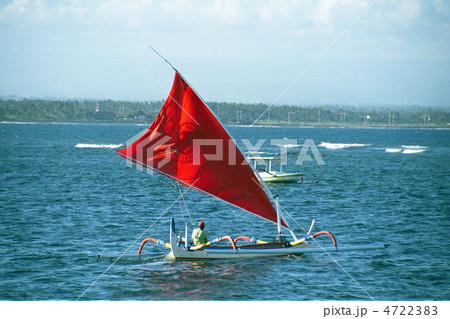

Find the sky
[[0, 0, 449, 107]]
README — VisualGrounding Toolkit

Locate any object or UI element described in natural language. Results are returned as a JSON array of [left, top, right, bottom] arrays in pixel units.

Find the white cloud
[[0, 0, 79, 27], [387, 0, 422, 27], [0, 0, 446, 60], [199, 0, 251, 26], [0, 0, 379, 31], [309, 0, 369, 28], [432, 0, 450, 16], [94, 0, 159, 29]]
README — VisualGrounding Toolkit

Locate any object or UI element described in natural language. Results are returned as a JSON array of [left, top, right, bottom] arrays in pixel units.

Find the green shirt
[[192, 228, 208, 245]]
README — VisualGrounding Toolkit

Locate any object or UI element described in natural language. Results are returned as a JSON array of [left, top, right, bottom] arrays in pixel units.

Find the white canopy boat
[[117, 66, 387, 260], [248, 156, 304, 183]]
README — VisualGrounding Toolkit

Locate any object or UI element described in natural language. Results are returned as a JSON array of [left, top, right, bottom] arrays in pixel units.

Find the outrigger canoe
[[117, 63, 387, 261], [136, 219, 388, 260]]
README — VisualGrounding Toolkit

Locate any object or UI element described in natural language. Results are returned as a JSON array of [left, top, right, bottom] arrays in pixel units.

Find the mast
[[275, 195, 292, 241], [275, 195, 281, 234], [273, 194, 298, 241]]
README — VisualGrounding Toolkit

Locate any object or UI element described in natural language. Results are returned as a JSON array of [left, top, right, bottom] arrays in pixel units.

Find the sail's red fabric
[[117, 72, 283, 225]]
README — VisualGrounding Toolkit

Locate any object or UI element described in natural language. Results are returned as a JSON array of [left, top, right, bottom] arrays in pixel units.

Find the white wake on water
[[385, 145, 427, 154], [319, 142, 370, 150], [75, 143, 123, 149], [385, 148, 402, 153], [274, 144, 303, 148], [401, 145, 427, 154]]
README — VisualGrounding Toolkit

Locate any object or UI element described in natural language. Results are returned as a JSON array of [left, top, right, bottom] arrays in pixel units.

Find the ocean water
[[0, 123, 448, 301]]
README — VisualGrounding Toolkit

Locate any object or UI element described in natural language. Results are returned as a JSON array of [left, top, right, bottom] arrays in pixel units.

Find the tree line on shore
[[0, 98, 449, 127]]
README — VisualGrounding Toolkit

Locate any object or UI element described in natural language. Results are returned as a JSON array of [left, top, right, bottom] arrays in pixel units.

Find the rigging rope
[[250, 0, 379, 126], [71, 0, 199, 126], [77, 178, 199, 300], [278, 204, 375, 300], [73, 0, 378, 301], [175, 182, 194, 227]]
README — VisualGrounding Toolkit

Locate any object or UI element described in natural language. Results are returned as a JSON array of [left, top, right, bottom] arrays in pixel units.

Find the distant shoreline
[[2, 120, 449, 129], [1, 98, 449, 128]]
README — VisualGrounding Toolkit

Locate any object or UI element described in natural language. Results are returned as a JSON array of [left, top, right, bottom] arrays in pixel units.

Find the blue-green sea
[[0, 123, 449, 301]]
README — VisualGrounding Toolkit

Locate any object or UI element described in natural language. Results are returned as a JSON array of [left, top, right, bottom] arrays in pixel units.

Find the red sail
[[117, 72, 282, 225]]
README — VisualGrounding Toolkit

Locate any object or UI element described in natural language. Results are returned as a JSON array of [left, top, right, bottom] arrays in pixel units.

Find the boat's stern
[[167, 218, 191, 260], [163, 219, 177, 261], [169, 218, 178, 247]]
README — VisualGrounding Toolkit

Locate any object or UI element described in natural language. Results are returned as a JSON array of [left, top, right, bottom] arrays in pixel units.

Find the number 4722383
[[383, 306, 438, 316]]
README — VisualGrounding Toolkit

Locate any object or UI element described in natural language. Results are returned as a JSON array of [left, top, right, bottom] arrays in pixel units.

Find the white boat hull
[[258, 172, 303, 183]]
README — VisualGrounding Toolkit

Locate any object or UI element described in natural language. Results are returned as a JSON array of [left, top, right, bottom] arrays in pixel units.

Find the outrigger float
[[117, 61, 388, 261]]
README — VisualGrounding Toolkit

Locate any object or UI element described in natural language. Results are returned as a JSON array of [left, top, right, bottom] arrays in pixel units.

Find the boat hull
[[258, 172, 303, 183]]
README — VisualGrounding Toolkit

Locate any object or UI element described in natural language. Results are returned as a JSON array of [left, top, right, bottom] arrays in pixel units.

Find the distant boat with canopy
[[248, 156, 304, 183]]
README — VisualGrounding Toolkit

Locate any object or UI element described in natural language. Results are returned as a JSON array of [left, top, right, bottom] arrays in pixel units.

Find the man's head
[[198, 221, 205, 230]]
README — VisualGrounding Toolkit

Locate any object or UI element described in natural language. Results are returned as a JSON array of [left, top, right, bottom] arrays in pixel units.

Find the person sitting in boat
[[192, 221, 209, 245]]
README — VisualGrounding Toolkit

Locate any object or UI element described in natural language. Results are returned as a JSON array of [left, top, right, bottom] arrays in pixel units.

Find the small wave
[[75, 143, 123, 149], [319, 142, 370, 150], [401, 145, 427, 150], [274, 144, 303, 148], [385, 145, 427, 154], [402, 145, 427, 154], [385, 148, 402, 153], [246, 151, 265, 155], [402, 149, 426, 154], [1, 121, 40, 124]]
